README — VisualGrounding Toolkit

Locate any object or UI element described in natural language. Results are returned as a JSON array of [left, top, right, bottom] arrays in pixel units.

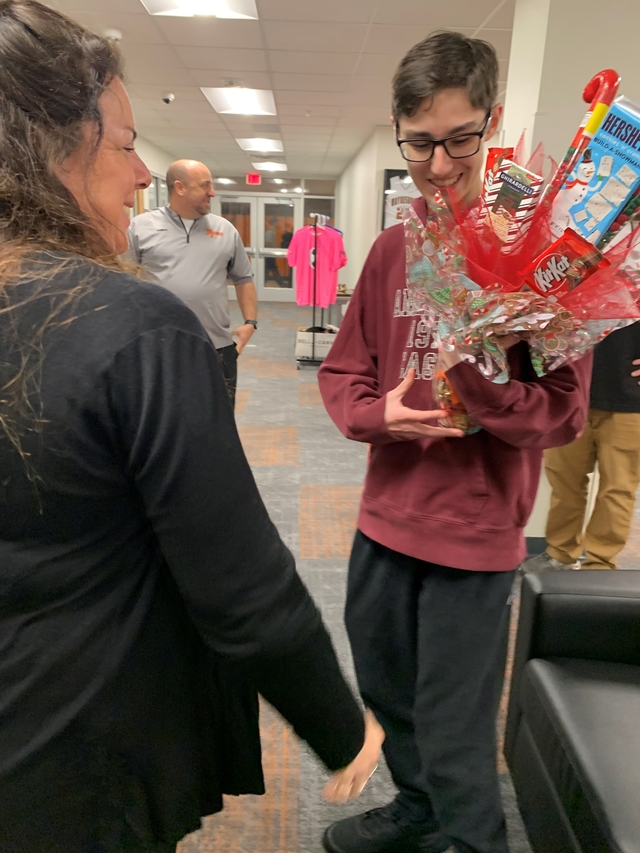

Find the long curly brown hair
[[0, 0, 133, 461]]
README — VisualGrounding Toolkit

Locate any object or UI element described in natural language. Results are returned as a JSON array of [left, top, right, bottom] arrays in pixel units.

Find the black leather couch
[[505, 571, 640, 853]]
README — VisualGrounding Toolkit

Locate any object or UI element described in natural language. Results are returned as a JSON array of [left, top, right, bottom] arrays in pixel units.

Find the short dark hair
[[392, 31, 498, 122]]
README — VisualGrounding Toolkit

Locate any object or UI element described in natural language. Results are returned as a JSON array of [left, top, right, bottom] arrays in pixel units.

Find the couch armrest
[[505, 570, 640, 761]]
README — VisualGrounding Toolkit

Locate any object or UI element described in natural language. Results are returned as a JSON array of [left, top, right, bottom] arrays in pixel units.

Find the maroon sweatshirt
[[318, 199, 592, 572]]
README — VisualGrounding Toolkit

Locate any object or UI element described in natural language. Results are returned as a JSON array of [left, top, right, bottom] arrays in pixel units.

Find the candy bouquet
[[406, 69, 640, 434]]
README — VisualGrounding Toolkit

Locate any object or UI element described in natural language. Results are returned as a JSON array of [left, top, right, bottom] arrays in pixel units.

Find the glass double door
[[214, 194, 302, 302]]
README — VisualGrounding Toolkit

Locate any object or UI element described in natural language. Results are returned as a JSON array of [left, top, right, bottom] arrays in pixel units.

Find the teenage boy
[[318, 32, 592, 853]]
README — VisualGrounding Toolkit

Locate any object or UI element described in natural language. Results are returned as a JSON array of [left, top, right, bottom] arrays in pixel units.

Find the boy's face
[[395, 88, 502, 207]]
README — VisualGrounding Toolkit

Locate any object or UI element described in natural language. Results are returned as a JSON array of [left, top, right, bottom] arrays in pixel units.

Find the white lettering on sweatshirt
[[396, 291, 438, 380]]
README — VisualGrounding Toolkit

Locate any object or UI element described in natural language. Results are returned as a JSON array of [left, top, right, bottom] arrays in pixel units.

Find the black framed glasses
[[396, 113, 492, 162]]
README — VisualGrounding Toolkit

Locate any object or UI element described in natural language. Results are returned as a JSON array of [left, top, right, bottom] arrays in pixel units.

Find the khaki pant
[[544, 409, 640, 569]]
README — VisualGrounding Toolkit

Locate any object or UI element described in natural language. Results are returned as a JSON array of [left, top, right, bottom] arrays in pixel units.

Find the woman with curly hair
[[0, 2, 382, 851]]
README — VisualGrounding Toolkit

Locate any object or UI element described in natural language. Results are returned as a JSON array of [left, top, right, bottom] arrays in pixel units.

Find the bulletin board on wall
[[381, 169, 421, 230]]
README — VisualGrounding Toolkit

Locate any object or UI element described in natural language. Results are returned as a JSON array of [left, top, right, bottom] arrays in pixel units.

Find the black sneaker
[[322, 802, 449, 853]]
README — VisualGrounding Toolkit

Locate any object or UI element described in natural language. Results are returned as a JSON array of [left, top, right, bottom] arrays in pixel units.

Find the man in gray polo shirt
[[128, 159, 257, 409]]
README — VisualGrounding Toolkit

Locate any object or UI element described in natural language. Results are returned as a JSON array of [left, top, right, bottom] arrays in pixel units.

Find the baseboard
[[526, 537, 547, 557]]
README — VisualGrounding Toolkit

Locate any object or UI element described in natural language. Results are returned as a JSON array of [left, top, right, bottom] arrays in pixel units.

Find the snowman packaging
[[550, 96, 640, 245]]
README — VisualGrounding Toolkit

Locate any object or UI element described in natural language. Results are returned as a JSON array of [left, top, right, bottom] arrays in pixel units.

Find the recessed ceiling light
[[272, 179, 285, 185], [293, 187, 303, 193], [140, 0, 258, 18], [201, 87, 276, 116], [280, 188, 288, 193], [215, 178, 236, 184], [252, 161, 287, 172], [384, 189, 394, 194], [236, 137, 283, 153]]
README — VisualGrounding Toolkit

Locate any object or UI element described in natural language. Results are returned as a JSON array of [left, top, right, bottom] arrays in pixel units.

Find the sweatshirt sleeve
[[446, 344, 593, 450], [318, 243, 395, 446], [108, 322, 364, 771]]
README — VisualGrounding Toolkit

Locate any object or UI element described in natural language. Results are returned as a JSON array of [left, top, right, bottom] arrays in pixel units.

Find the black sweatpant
[[345, 531, 515, 853], [216, 344, 238, 411]]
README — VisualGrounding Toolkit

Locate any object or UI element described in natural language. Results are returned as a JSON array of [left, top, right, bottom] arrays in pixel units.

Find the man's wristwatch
[[244, 319, 258, 329]]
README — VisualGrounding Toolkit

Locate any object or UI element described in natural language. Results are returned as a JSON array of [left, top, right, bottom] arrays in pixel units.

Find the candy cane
[[540, 69, 621, 213]]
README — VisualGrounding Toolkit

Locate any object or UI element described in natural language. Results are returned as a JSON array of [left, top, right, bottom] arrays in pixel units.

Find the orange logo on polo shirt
[[206, 228, 224, 238]]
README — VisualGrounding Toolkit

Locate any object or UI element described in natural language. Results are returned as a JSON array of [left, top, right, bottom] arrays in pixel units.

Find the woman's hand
[[322, 710, 385, 803]]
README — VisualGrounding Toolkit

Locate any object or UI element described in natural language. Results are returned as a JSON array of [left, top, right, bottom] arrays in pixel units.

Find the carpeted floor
[[178, 301, 640, 853]]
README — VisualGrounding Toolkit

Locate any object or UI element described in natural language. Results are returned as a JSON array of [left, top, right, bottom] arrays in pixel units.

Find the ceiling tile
[[329, 128, 372, 140], [169, 121, 230, 132], [61, 10, 166, 42], [126, 84, 208, 101], [257, 0, 374, 22], [189, 69, 271, 88], [174, 46, 268, 72], [269, 51, 358, 76], [284, 145, 329, 154], [277, 104, 341, 117], [159, 103, 223, 120], [125, 63, 195, 87], [373, 0, 498, 27], [275, 91, 346, 106], [120, 42, 182, 67], [485, 0, 516, 29], [363, 25, 475, 55], [277, 114, 336, 127], [154, 18, 264, 48], [280, 127, 332, 138], [355, 53, 401, 77], [479, 28, 512, 60], [336, 114, 382, 127], [50, 0, 147, 13], [281, 142, 332, 152], [50, 0, 515, 179], [272, 73, 349, 93], [347, 76, 391, 95], [338, 107, 392, 124], [263, 21, 367, 52], [342, 90, 391, 107]]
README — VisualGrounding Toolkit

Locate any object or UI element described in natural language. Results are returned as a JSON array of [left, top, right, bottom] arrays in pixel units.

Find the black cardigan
[[0, 260, 364, 853]]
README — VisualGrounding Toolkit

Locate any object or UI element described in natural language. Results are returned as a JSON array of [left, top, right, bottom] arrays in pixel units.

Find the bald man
[[127, 160, 257, 410]]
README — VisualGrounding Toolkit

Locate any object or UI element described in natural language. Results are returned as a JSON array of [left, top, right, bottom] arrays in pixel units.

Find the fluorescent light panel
[[140, 0, 258, 18], [201, 87, 276, 116], [252, 161, 287, 172], [236, 137, 283, 153], [215, 178, 236, 184]]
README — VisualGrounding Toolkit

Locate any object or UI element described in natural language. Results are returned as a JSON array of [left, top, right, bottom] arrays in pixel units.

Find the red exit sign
[[246, 172, 262, 185]]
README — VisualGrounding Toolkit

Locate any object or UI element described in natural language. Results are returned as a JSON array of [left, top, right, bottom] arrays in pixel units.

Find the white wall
[[503, 0, 640, 162], [136, 136, 175, 179], [133, 136, 175, 213], [335, 125, 406, 292]]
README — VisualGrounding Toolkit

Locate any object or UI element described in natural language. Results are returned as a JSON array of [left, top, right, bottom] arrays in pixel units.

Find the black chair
[[505, 571, 640, 853]]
